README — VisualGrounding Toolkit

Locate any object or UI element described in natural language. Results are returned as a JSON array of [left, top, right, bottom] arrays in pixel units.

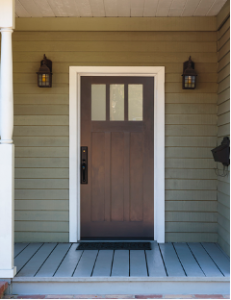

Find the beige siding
[[12, 30, 218, 242], [15, 17, 217, 32], [217, 17, 230, 256]]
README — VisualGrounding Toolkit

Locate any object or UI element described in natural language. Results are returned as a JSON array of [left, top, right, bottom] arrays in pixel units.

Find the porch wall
[[9, 29, 218, 243], [217, 17, 230, 256]]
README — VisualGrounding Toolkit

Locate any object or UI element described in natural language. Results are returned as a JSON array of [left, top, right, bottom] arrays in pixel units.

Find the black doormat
[[76, 242, 151, 250]]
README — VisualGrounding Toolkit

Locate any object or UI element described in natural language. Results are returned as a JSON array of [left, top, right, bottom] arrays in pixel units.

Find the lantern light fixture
[[182, 56, 197, 89], [37, 54, 52, 87]]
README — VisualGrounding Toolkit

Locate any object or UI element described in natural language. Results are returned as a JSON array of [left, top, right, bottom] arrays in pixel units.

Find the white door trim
[[69, 66, 165, 243]]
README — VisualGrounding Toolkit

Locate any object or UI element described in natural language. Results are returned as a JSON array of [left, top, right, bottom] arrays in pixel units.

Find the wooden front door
[[81, 76, 154, 239]]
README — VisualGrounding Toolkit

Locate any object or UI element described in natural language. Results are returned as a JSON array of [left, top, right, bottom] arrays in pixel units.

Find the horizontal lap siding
[[12, 32, 68, 242], [217, 18, 230, 255], [162, 32, 217, 242], [12, 31, 218, 242]]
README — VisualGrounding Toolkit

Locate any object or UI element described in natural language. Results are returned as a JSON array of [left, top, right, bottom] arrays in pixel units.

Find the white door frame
[[69, 66, 165, 243]]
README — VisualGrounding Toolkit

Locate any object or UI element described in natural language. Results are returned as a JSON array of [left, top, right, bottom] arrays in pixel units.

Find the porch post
[[1, 28, 14, 143], [0, 25, 16, 278]]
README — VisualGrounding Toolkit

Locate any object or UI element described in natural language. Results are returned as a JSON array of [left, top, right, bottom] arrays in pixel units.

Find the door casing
[[69, 66, 165, 243]]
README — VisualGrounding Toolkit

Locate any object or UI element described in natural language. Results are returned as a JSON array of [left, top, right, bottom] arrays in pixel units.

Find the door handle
[[81, 146, 88, 184], [82, 163, 86, 182]]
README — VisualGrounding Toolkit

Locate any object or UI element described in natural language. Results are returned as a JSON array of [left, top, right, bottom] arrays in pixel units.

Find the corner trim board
[[69, 66, 165, 243]]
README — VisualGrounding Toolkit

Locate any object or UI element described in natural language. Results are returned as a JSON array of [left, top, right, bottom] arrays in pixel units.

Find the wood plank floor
[[14, 242, 230, 278]]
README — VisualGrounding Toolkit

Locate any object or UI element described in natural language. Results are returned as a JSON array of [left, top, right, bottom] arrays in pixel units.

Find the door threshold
[[79, 239, 155, 242]]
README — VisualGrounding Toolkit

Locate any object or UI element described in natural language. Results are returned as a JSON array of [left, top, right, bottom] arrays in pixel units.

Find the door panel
[[111, 132, 124, 221], [130, 132, 143, 222], [91, 132, 105, 222], [81, 76, 154, 239]]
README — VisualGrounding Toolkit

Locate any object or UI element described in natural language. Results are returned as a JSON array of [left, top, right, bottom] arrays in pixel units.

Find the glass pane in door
[[128, 84, 143, 121], [110, 84, 124, 121], [91, 84, 106, 121]]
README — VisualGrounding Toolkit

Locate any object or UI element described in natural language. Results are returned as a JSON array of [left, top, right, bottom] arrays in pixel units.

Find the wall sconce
[[182, 56, 197, 89], [37, 54, 52, 87]]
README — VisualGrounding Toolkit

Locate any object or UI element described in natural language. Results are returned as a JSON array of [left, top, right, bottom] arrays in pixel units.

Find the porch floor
[[9, 242, 230, 295], [14, 242, 230, 278]]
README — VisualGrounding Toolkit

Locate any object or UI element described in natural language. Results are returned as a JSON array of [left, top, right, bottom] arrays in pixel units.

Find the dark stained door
[[81, 76, 154, 239]]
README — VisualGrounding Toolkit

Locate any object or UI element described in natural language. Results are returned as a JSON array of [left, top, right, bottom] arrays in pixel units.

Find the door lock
[[81, 146, 88, 184]]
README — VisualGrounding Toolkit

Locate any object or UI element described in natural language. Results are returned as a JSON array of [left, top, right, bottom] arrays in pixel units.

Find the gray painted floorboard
[[93, 250, 114, 277], [146, 242, 166, 277], [55, 244, 83, 277], [15, 243, 43, 273], [159, 243, 185, 277], [111, 250, 129, 277], [202, 243, 230, 277], [173, 243, 205, 277], [14, 243, 29, 258], [35, 243, 71, 277], [216, 243, 230, 260], [188, 243, 223, 277], [73, 250, 98, 277], [16, 243, 57, 277], [130, 250, 147, 277], [13, 242, 230, 279]]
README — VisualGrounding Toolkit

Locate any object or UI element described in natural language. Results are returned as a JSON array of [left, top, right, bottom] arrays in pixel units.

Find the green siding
[[217, 17, 230, 256], [11, 30, 218, 243]]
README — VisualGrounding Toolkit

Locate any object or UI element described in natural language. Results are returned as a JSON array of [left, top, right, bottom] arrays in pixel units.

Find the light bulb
[[42, 74, 46, 82]]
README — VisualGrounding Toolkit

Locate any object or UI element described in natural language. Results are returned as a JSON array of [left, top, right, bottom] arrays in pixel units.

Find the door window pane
[[110, 84, 124, 121], [128, 84, 143, 121], [91, 84, 106, 121]]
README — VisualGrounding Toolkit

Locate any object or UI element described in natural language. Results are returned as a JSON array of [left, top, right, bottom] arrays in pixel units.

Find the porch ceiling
[[15, 0, 227, 18]]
